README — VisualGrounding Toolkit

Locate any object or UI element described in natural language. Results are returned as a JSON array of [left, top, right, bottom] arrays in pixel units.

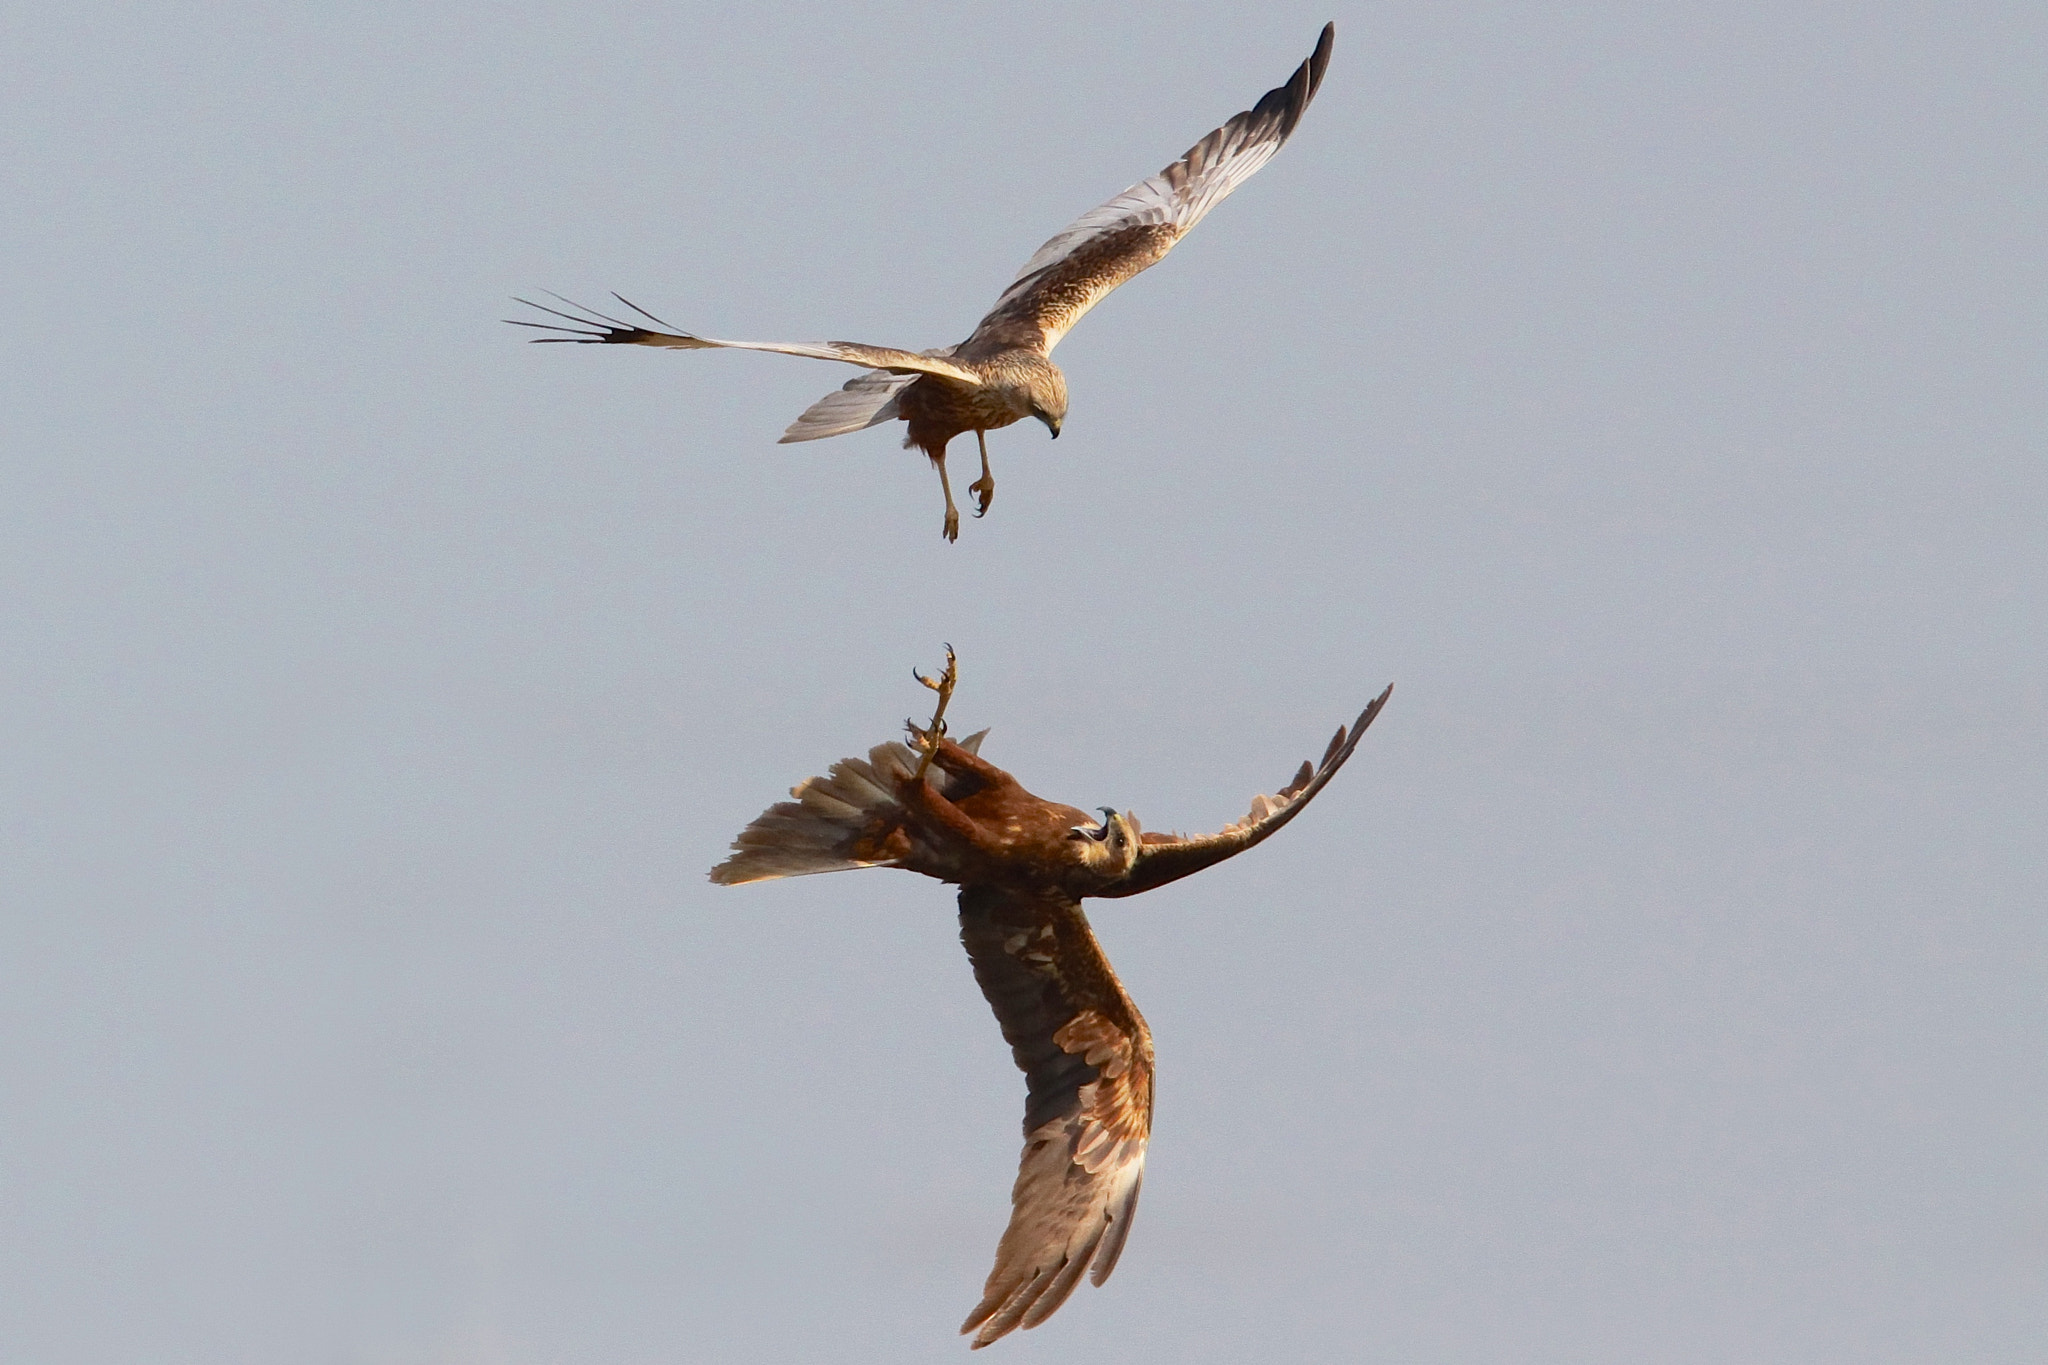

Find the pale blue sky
[[4, 3, 2043, 1361]]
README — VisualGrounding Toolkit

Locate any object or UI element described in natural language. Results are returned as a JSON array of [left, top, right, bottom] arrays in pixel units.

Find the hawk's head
[[1028, 367, 1068, 439], [1068, 807, 1141, 879]]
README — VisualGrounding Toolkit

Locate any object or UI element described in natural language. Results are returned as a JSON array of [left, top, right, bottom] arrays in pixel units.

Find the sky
[[3, 2, 2043, 1361]]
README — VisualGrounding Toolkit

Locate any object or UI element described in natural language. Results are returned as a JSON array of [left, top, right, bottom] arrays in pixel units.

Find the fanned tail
[[709, 732, 988, 884], [779, 368, 920, 443]]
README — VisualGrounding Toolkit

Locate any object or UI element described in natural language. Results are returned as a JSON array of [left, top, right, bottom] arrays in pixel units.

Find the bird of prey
[[710, 651, 1389, 1346], [513, 23, 1335, 541]]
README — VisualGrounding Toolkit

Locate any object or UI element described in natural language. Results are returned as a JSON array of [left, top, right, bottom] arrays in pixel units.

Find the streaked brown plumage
[[710, 654, 1390, 1345], [512, 23, 1335, 540]]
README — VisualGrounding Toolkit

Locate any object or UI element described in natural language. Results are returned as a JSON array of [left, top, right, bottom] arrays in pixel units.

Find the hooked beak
[[1038, 414, 1061, 439], [1068, 807, 1117, 841]]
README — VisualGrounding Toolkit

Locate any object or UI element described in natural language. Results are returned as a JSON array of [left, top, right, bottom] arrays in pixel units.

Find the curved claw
[[911, 644, 957, 694], [909, 646, 959, 781], [969, 431, 995, 520]]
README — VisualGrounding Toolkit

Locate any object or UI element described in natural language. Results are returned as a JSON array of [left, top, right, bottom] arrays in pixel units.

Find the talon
[[905, 716, 948, 755], [910, 646, 959, 781], [970, 431, 996, 520], [943, 506, 960, 541]]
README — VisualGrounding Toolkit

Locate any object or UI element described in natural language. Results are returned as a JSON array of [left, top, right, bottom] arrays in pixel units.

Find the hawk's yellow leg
[[934, 453, 961, 542], [968, 430, 996, 519], [909, 645, 958, 782]]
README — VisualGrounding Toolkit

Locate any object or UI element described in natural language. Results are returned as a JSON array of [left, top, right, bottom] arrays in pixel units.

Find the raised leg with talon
[[908, 645, 958, 781], [967, 430, 995, 519]]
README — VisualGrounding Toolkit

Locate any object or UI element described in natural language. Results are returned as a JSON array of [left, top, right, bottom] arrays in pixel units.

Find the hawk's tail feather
[[708, 731, 988, 884], [779, 368, 921, 443]]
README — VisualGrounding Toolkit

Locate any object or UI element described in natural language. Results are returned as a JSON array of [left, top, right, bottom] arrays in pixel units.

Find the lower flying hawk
[[513, 23, 1335, 541], [710, 652, 1389, 1345]]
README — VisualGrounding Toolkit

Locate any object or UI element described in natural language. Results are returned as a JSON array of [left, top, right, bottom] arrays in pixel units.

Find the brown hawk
[[709, 652, 1390, 1345], [513, 23, 1335, 541]]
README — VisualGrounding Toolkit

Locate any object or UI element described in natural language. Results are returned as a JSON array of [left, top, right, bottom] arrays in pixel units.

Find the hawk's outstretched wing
[[1098, 684, 1391, 900], [508, 295, 983, 384], [963, 22, 1334, 356], [956, 885, 1152, 1349]]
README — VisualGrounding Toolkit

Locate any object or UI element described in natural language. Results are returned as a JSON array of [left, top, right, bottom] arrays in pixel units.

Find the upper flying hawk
[[513, 23, 1335, 541], [709, 652, 1389, 1346]]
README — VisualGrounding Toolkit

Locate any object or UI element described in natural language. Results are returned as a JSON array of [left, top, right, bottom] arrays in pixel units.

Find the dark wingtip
[[1360, 681, 1393, 731], [1310, 22, 1336, 89], [504, 290, 695, 347], [1339, 683, 1393, 759], [1308, 681, 1393, 786], [1249, 21, 1337, 141], [505, 293, 619, 342], [611, 291, 680, 331], [1299, 21, 1335, 111]]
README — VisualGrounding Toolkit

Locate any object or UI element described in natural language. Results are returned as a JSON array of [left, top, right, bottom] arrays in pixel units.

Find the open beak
[[1067, 807, 1117, 841]]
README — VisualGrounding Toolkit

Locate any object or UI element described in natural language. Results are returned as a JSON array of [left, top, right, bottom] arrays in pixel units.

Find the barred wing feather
[[965, 22, 1333, 354], [956, 886, 1153, 1348]]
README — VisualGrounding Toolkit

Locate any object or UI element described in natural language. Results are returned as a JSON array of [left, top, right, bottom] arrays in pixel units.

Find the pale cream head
[[1029, 365, 1068, 437], [1069, 807, 1142, 878]]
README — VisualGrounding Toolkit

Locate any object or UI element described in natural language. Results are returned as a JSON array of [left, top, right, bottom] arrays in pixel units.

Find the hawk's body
[[515, 25, 1335, 539], [893, 352, 1067, 491], [711, 681, 1390, 1345]]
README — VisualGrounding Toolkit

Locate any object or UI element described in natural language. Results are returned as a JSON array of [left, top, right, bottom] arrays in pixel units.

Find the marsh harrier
[[709, 652, 1388, 1344], [514, 23, 1334, 540]]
